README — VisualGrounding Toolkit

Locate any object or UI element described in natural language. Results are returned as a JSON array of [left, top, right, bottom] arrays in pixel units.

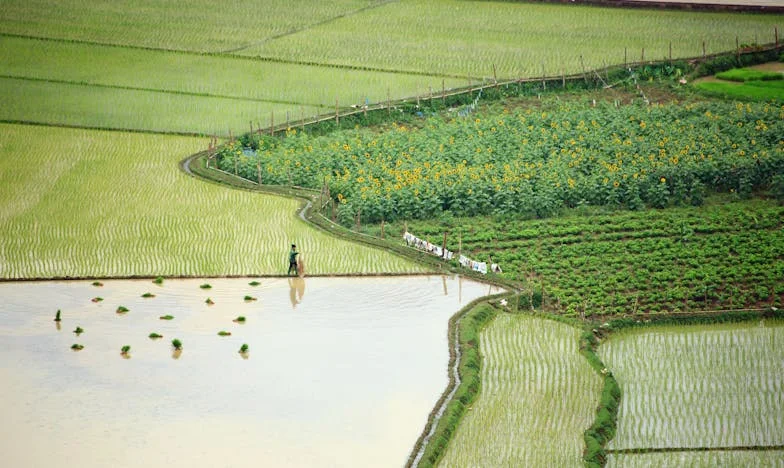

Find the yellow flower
[[660, 177, 666, 183]]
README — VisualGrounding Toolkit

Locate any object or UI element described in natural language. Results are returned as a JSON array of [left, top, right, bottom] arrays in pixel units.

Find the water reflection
[[288, 277, 306, 308], [171, 349, 182, 360]]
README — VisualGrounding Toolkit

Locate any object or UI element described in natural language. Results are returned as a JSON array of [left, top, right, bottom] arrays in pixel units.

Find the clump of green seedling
[[159, 315, 174, 320], [239, 344, 249, 353], [153, 276, 164, 285], [141, 292, 155, 298], [244, 295, 257, 302], [54, 309, 61, 322], [73, 326, 84, 335], [171, 338, 182, 350], [71, 344, 84, 351], [200, 283, 212, 289], [91, 297, 103, 303], [218, 331, 232, 337], [91, 281, 103, 287], [205, 298, 214, 305], [248, 281, 261, 286], [116, 306, 129, 314], [149, 332, 163, 339], [120, 345, 131, 356], [233, 316, 246, 323]]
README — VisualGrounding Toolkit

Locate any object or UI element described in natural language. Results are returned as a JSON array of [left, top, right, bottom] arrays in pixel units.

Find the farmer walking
[[288, 244, 299, 276]]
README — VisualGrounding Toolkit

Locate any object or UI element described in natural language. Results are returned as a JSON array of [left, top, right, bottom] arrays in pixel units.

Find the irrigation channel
[[0, 276, 501, 468]]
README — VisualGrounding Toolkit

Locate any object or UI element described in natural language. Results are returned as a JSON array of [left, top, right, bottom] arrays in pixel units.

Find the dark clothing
[[288, 250, 299, 276]]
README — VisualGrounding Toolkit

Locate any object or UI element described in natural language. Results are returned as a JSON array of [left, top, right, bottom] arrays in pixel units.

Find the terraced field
[[438, 314, 602, 466], [608, 450, 784, 467], [599, 320, 784, 455], [0, 124, 424, 278]]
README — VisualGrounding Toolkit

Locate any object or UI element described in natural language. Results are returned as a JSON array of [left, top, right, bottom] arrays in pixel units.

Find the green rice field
[[438, 314, 602, 466], [608, 450, 784, 467], [0, 123, 424, 278], [599, 320, 784, 452]]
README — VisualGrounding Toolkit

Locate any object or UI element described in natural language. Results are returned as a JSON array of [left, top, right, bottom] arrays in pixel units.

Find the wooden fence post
[[492, 64, 498, 90], [257, 161, 261, 185], [669, 41, 672, 61], [270, 111, 274, 136], [300, 106, 305, 131], [442, 231, 448, 258], [335, 98, 339, 125], [579, 55, 587, 83], [387, 88, 391, 116], [776, 27, 779, 48], [641, 47, 645, 62], [442, 79, 446, 106], [703, 41, 706, 59], [381, 220, 385, 239], [286, 111, 289, 130], [624, 47, 627, 67]]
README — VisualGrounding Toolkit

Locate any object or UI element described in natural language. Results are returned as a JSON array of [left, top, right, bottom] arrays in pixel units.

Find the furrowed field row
[[607, 450, 784, 467], [240, 0, 782, 77], [439, 315, 602, 466], [599, 321, 784, 450], [0, 36, 465, 108], [0, 77, 326, 136], [0, 124, 425, 278], [0, 0, 381, 53]]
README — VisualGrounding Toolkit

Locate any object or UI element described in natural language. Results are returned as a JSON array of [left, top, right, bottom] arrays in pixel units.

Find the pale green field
[[0, 77, 325, 136], [0, 36, 465, 109], [242, 0, 783, 77], [0, 0, 382, 53], [607, 450, 784, 467], [0, 124, 425, 278], [599, 320, 784, 451], [439, 314, 602, 466]]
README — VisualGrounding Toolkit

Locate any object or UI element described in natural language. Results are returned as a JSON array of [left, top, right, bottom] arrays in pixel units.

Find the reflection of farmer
[[288, 277, 306, 308], [287, 244, 299, 276]]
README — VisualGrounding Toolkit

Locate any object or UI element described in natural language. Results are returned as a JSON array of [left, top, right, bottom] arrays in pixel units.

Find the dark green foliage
[[243, 295, 257, 301], [171, 338, 182, 350], [91, 297, 103, 302], [116, 306, 129, 314], [153, 276, 164, 285], [716, 68, 783, 83], [159, 315, 174, 320], [200, 283, 212, 289], [217, 331, 231, 336], [771, 174, 784, 203], [121, 345, 131, 354], [248, 281, 261, 286], [71, 343, 84, 351], [141, 292, 155, 298], [239, 343, 249, 353], [73, 326, 84, 334], [148, 332, 163, 339], [205, 297, 214, 305], [233, 316, 246, 323], [91, 281, 103, 287], [54, 309, 61, 322]]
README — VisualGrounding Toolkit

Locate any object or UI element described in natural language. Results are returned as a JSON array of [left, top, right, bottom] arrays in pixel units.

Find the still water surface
[[0, 276, 499, 467]]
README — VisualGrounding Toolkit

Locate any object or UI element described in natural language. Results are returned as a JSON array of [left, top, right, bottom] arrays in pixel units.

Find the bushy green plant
[[159, 315, 174, 320], [141, 292, 155, 298], [217, 331, 232, 336], [153, 276, 164, 285], [148, 332, 163, 339], [239, 343, 249, 353], [171, 338, 182, 350], [73, 326, 84, 335], [116, 306, 129, 314]]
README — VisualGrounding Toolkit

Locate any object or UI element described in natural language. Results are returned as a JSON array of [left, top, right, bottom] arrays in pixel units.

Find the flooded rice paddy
[[0, 276, 500, 467]]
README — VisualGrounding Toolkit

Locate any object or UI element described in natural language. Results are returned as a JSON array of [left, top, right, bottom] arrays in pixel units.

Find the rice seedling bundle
[[0, 124, 424, 278], [439, 314, 602, 466], [599, 320, 784, 451]]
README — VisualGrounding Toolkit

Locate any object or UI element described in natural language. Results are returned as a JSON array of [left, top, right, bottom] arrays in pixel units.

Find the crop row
[[240, 0, 782, 77], [439, 314, 602, 466], [0, 124, 423, 278], [219, 100, 784, 223], [398, 199, 783, 316], [599, 320, 784, 450]]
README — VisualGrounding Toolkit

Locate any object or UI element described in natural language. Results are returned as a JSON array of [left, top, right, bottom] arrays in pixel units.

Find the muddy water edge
[[0, 276, 501, 468]]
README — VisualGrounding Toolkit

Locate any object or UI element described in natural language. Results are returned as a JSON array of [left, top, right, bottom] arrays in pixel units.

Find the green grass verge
[[0, 123, 426, 278], [240, 0, 781, 77], [715, 68, 783, 82], [695, 79, 784, 101], [438, 313, 603, 467]]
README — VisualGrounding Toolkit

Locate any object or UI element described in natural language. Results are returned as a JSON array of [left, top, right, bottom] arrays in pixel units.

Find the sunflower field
[[217, 100, 784, 224]]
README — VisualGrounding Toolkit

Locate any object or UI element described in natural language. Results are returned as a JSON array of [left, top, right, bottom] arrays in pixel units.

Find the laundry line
[[403, 231, 501, 275]]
